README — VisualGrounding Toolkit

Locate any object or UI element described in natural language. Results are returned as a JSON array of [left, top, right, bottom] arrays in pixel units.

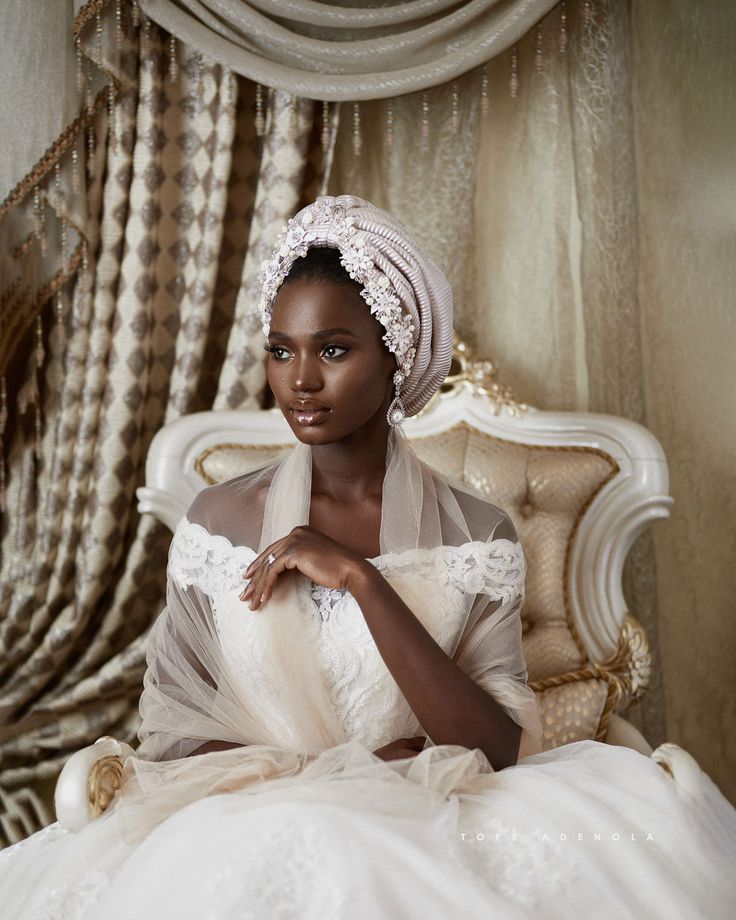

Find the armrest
[[55, 736, 136, 831], [604, 714, 654, 756]]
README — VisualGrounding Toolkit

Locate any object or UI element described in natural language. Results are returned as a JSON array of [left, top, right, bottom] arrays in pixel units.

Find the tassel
[[352, 103, 362, 157]]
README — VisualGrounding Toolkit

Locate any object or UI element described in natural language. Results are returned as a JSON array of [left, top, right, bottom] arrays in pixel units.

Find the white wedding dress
[[2, 445, 736, 919]]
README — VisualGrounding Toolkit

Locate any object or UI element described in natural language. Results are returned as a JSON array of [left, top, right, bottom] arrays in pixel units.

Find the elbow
[[482, 720, 522, 772]]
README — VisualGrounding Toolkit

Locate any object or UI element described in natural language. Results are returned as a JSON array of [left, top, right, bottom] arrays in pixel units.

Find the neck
[[310, 424, 391, 503]]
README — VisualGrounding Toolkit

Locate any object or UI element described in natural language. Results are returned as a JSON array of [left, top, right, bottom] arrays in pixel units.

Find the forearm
[[347, 563, 521, 771], [187, 740, 246, 757]]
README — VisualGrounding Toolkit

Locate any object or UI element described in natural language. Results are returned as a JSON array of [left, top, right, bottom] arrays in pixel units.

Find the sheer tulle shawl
[[120, 430, 542, 841]]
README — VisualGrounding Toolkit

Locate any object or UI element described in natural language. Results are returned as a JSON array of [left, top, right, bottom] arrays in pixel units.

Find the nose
[[289, 353, 323, 393]]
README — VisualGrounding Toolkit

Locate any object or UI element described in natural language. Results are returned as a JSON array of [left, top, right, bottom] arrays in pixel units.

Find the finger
[[244, 537, 289, 580], [245, 527, 301, 578], [241, 554, 270, 608], [246, 555, 273, 610], [241, 537, 289, 604], [253, 552, 290, 609], [249, 550, 292, 611]]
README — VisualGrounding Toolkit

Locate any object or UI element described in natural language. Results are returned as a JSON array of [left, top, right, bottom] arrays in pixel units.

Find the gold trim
[[595, 612, 652, 712], [194, 439, 294, 485], [422, 336, 529, 416], [72, 0, 113, 38], [87, 754, 124, 818], [0, 0, 117, 217], [0, 89, 108, 219], [0, 243, 84, 379], [0, 0, 129, 385], [529, 665, 619, 743]]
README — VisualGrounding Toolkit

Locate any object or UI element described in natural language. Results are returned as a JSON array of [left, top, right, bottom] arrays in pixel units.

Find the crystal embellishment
[[258, 197, 417, 384]]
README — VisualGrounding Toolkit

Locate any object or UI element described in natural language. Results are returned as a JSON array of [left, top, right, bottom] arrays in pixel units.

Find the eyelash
[[264, 344, 349, 361]]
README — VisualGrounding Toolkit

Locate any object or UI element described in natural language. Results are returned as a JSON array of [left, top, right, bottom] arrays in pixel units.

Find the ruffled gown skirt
[[2, 738, 735, 919]]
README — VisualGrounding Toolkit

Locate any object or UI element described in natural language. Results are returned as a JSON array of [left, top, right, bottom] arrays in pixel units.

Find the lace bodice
[[169, 517, 525, 752]]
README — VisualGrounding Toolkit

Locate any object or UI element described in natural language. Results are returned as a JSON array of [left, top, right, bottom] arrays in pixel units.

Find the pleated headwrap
[[258, 194, 454, 418]]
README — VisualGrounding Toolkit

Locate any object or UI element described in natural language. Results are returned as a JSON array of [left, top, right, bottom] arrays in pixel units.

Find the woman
[[1, 195, 735, 918]]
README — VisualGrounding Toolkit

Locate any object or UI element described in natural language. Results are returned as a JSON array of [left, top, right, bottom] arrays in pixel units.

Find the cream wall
[[632, 0, 736, 803]]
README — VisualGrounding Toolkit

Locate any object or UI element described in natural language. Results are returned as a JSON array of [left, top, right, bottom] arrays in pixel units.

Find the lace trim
[[169, 517, 525, 605], [169, 518, 256, 597], [373, 540, 526, 603], [310, 583, 349, 622]]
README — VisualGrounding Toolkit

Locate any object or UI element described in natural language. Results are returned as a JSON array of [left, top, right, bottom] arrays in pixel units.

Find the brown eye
[[322, 345, 348, 359], [264, 344, 291, 361]]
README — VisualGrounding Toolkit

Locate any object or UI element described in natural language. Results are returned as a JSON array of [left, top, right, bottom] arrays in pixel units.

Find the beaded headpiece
[[258, 195, 453, 425]]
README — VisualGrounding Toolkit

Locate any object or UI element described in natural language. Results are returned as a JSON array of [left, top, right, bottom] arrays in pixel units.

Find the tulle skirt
[[2, 738, 735, 919]]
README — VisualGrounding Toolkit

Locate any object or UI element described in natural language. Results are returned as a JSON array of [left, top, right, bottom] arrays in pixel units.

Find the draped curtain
[[6, 0, 726, 844], [0, 2, 338, 844]]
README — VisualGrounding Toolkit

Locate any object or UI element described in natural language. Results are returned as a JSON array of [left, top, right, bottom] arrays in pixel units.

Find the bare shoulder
[[186, 464, 276, 531], [442, 477, 519, 544]]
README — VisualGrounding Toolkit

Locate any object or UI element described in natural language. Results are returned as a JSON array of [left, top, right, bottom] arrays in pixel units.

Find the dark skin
[[193, 276, 521, 769]]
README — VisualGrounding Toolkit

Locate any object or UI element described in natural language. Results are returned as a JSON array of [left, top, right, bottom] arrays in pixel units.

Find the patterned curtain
[[0, 5, 335, 846]]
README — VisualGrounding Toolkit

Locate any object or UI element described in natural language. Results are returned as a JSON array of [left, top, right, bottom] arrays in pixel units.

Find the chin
[[282, 410, 339, 444], [289, 426, 338, 445]]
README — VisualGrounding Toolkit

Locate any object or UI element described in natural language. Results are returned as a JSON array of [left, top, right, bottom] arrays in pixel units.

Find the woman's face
[[266, 276, 396, 446]]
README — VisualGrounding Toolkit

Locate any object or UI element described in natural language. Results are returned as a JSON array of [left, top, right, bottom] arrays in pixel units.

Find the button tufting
[[521, 502, 534, 518]]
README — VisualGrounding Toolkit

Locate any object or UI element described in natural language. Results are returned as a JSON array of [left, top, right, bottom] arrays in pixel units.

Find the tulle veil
[[113, 428, 542, 842]]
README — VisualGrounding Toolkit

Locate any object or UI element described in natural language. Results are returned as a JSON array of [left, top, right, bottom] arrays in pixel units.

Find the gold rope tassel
[[385, 98, 395, 151], [480, 63, 489, 116], [255, 83, 266, 136], [320, 100, 330, 150], [450, 81, 460, 134], [510, 45, 519, 98], [352, 102, 362, 157], [168, 35, 178, 82]]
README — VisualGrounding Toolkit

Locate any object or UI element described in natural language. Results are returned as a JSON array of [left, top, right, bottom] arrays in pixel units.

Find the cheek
[[267, 359, 294, 394], [335, 359, 392, 403]]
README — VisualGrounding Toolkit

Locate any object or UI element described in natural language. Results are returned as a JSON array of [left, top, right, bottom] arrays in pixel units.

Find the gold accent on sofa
[[596, 612, 653, 712], [430, 335, 529, 416], [87, 753, 125, 819]]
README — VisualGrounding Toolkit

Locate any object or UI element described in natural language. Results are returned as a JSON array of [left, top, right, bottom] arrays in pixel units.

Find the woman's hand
[[240, 525, 372, 610], [372, 736, 427, 761]]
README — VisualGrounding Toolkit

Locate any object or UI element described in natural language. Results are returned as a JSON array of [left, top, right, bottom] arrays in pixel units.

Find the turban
[[258, 195, 454, 418]]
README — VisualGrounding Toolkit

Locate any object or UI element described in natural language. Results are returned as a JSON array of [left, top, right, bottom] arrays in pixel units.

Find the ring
[[266, 553, 277, 566]]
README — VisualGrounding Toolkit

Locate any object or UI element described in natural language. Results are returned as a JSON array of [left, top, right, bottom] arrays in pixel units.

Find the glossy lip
[[288, 399, 332, 427], [289, 399, 331, 411]]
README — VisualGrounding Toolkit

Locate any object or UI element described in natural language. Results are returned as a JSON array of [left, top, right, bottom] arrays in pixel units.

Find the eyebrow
[[268, 328, 359, 341]]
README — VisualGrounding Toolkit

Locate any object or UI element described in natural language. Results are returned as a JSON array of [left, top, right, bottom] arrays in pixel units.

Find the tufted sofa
[[55, 341, 673, 828]]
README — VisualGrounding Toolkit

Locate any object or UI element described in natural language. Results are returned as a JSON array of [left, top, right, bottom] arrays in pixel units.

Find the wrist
[[344, 557, 381, 599]]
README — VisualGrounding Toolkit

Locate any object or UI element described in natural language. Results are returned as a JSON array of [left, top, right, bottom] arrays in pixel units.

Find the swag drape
[[139, 0, 560, 99]]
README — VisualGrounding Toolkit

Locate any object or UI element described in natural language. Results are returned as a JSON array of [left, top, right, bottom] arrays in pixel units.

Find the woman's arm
[[346, 562, 521, 771], [187, 740, 246, 756], [242, 525, 522, 771]]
